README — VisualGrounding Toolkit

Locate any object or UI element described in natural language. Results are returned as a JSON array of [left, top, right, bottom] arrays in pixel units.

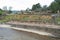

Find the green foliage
[[49, 1, 58, 13], [32, 3, 41, 11], [32, 5, 36, 11], [48, 0, 60, 13], [55, 0, 60, 10], [31, 1, 60, 13], [55, 0, 60, 3], [0, 9, 3, 15], [42, 5, 47, 11], [56, 17, 60, 24], [9, 10, 12, 13], [8, 6, 12, 13]]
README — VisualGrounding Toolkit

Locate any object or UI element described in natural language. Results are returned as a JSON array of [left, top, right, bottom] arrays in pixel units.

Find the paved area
[[6, 22, 60, 29], [0, 27, 38, 40], [0, 24, 60, 40], [11, 27, 55, 37], [0, 24, 55, 37]]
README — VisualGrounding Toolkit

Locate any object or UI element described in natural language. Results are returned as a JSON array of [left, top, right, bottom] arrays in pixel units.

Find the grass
[[56, 17, 60, 24]]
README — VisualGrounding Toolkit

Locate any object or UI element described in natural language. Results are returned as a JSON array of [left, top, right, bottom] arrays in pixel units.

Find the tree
[[42, 5, 47, 11], [0, 9, 3, 15], [9, 6, 12, 13], [26, 8, 31, 11], [48, 1, 58, 13], [55, 0, 60, 11], [32, 5, 37, 11], [9, 7, 12, 11], [32, 3, 41, 11], [36, 3, 41, 8], [48, 0, 60, 13], [55, 0, 60, 3], [3, 6, 7, 10]]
